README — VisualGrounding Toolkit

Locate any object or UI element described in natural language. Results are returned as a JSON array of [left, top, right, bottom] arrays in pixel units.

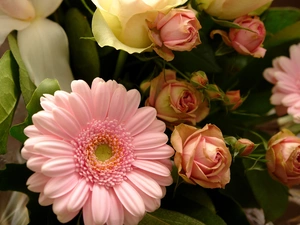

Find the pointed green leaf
[[8, 33, 36, 105], [0, 51, 20, 154], [10, 79, 60, 143], [64, 8, 100, 85], [243, 158, 289, 221]]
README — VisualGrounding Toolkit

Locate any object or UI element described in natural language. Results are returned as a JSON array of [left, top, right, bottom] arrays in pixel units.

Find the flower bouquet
[[1, 0, 300, 224]]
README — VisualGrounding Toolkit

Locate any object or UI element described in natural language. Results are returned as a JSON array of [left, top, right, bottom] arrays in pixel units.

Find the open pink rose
[[171, 123, 232, 188], [229, 16, 266, 58], [147, 8, 201, 61], [266, 129, 300, 187], [145, 69, 209, 126]]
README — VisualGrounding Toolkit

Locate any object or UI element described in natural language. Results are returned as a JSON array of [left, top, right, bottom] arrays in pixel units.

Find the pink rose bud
[[229, 16, 266, 58], [145, 69, 209, 126], [224, 90, 243, 110], [171, 123, 232, 188], [191, 71, 208, 88], [236, 138, 256, 156], [266, 129, 300, 187], [147, 8, 201, 61]]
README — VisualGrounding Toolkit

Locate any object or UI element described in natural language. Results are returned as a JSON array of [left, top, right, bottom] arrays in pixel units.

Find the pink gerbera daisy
[[21, 78, 174, 225], [263, 43, 300, 122]]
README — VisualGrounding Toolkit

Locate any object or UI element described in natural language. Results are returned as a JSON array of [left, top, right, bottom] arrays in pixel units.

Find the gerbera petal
[[24, 125, 42, 138], [125, 107, 156, 136], [92, 184, 110, 224], [27, 173, 49, 192], [30, 0, 62, 18], [133, 132, 168, 149], [127, 170, 163, 198], [52, 108, 82, 138], [142, 119, 166, 133], [68, 92, 92, 127], [18, 18, 74, 91], [135, 188, 161, 212], [38, 192, 53, 206], [42, 157, 75, 177], [34, 140, 74, 157], [83, 196, 97, 225], [93, 82, 111, 120], [0, 14, 30, 45], [43, 174, 78, 198], [123, 208, 144, 225], [107, 189, 124, 225], [57, 211, 79, 224], [107, 86, 127, 120], [114, 181, 145, 217], [27, 156, 49, 172], [71, 80, 94, 114], [132, 160, 171, 177], [67, 179, 90, 212], [134, 145, 174, 159], [53, 91, 71, 111], [120, 89, 140, 123]]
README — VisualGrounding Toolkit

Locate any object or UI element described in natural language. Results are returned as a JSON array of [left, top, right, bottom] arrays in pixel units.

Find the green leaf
[[263, 7, 300, 39], [8, 33, 36, 105], [10, 79, 60, 143], [243, 158, 289, 222], [142, 208, 206, 225], [64, 8, 100, 85], [171, 32, 221, 74], [0, 51, 20, 154]]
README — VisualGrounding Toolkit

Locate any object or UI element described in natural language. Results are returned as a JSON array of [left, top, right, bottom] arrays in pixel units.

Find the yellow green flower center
[[95, 144, 113, 161]]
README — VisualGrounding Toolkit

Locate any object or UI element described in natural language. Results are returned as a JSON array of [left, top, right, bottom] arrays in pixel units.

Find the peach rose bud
[[266, 129, 300, 187], [224, 90, 244, 110], [171, 123, 232, 188], [235, 138, 256, 156], [147, 8, 201, 61], [191, 71, 208, 88], [205, 84, 224, 100]]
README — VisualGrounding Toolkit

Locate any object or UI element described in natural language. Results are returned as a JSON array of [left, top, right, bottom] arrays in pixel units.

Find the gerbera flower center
[[72, 119, 135, 188], [95, 144, 113, 161]]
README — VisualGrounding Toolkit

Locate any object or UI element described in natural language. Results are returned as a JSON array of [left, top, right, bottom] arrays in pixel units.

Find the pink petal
[[113, 181, 145, 217], [93, 82, 110, 120], [32, 111, 72, 140], [71, 80, 94, 113], [107, 86, 127, 120], [27, 173, 49, 192], [67, 179, 90, 212], [134, 145, 174, 160], [125, 107, 156, 136], [27, 156, 49, 172], [126, 170, 163, 198], [34, 140, 74, 157], [135, 188, 160, 212], [123, 208, 144, 225], [132, 160, 171, 177], [38, 192, 53, 206], [57, 211, 79, 224], [142, 119, 166, 133], [133, 132, 168, 149], [69, 92, 92, 127], [106, 189, 124, 225], [43, 174, 78, 198], [83, 196, 97, 225], [138, 170, 173, 186], [42, 157, 75, 177], [53, 91, 71, 111], [92, 184, 110, 224], [52, 108, 82, 138], [24, 125, 42, 138], [120, 89, 140, 123]]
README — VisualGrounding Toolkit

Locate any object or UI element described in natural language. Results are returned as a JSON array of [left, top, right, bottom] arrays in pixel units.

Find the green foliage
[[8, 33, 36, 105], [243, 159, 289, 222], [0, 51, 20, 154], [10, 79, 61, 143], [64, 7, 100, 85]]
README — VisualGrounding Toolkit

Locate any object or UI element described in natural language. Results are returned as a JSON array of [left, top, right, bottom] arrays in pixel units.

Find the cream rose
[[194, 0, 272, 20], [91, 0, 188, 54], [171, 123, 232, 188], [266, 129, 300, 187]]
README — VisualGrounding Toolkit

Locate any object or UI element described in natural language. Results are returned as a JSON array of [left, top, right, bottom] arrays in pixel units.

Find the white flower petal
[[0, 14, 30, 45], [18, 18, 74, 91], [0, 0, 35, 20], [30, 0, 62, 18], [92, 9, 151, 54]]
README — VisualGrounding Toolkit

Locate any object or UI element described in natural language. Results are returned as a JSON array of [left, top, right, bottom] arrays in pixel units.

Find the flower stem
[[113, 50, 128, 81], [81, 0, 94, 15]]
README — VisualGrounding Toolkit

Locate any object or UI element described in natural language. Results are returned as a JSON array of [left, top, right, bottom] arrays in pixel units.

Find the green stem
[[113, 51, 128, 80], [165, 62, 190, 80], [81, 0, 94, 15]]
